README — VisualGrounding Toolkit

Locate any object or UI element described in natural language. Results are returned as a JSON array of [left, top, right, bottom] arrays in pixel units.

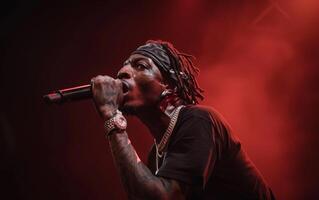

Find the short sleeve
[[156, 112, 218, 189]]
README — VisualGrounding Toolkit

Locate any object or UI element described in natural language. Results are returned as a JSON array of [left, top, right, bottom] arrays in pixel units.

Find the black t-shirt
[[147, 105, 275, 200]]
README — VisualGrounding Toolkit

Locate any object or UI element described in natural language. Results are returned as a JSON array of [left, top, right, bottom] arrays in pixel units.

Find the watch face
[[114, 114, 127, 130]]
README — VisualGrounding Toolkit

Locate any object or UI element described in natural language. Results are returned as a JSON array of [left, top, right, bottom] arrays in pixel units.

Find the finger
[[93, 75, 104, 86], [91, 75, 103, 88], [114, 79, 122, 88], [90, 78, 95, 90], [92, 75, 108, 92]]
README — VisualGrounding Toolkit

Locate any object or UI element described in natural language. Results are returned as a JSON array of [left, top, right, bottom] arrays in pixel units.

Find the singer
[[90, 40, 275, 199]]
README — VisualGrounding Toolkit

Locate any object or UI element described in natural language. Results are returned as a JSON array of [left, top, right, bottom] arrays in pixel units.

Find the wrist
[[106, 129, 127, 140], [97, 105, 117, 120], [100, 106, 117, 120]]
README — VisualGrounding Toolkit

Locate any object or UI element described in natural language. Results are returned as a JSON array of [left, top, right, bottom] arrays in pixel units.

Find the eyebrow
[[123, 57, 150, 66], [123, 60, 130, 65]]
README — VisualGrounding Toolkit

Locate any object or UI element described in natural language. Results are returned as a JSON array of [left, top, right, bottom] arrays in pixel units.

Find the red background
[[1, 1, 319, 199]]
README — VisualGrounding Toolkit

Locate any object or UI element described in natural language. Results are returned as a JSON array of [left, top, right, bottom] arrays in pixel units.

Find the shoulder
[[180, 105, 226, 125], [180, 105, 211, 119], [178, 104, 235, 143], [172, 105, 217, 140]]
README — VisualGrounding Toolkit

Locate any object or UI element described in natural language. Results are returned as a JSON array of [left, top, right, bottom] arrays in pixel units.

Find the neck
[[125, 92, 184, 142], [135, 106, 171, 142], [136, 95, 184, 142]]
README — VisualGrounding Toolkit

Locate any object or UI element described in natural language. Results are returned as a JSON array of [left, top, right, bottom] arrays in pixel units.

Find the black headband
[[132, 42, 179, 81]]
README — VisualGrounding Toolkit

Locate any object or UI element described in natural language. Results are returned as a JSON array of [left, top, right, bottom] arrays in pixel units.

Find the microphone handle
[[43, 84, 92, 104]]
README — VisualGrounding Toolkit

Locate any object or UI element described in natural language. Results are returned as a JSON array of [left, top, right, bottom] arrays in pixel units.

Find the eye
[[135, 63, 147, 70]]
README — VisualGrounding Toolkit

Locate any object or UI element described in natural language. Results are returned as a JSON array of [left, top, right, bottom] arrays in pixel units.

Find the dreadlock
[[146, 40, 204, 105]]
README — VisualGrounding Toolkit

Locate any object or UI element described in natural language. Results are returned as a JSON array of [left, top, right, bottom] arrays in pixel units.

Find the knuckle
[[115, 80, 122, 88], [94, 76, 105, 85], [91, 75, 117, 88]]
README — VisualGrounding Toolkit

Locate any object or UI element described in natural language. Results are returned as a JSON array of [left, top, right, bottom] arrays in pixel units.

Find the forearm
[[108, 132, 183, 200]]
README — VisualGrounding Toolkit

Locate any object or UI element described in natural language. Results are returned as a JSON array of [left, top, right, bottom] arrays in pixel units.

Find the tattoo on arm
[[108, 132, 188, 200]]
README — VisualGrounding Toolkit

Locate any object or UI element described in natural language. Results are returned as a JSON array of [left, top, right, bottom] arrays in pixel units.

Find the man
[[90, 40, 275, 199]]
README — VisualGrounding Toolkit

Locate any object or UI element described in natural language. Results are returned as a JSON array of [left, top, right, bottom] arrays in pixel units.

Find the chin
[[120, 100, 155, 116], [120, 106, 137, 115], [119, 101, 141, 115]]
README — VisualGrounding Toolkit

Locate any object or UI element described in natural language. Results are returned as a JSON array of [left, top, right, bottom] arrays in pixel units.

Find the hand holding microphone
[[43, 75, 124, 119], [90, 75, 124, 119]]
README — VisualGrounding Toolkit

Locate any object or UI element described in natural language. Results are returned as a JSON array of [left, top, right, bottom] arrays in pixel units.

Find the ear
[[159, 82, 169, 88], [159, 80, 177, 99], [159, 82, 170, 93], [160, 85, 175, 99]]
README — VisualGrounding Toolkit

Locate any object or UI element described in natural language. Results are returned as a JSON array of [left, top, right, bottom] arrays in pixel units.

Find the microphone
[[43, 84, 92, 104]]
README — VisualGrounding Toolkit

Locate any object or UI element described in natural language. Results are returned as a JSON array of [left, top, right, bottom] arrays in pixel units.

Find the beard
[[119, 102, 160, 117]]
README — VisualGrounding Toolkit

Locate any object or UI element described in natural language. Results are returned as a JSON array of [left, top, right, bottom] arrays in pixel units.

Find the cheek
[[137, 75, 164, 100], [140, 80, 162, 95]]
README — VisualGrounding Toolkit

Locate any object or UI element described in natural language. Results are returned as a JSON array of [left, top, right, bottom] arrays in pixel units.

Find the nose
[[117, 65, 133, 80]]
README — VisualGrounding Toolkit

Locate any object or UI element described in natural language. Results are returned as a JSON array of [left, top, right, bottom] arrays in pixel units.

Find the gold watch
[[104, 110, 127, 136]]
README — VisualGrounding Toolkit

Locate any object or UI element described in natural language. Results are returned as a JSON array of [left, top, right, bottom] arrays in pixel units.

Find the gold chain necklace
[[154, 105, 184, 174]]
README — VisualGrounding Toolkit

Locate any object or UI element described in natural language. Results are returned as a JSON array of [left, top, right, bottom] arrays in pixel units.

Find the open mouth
[[122, 81, 130, 95]]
